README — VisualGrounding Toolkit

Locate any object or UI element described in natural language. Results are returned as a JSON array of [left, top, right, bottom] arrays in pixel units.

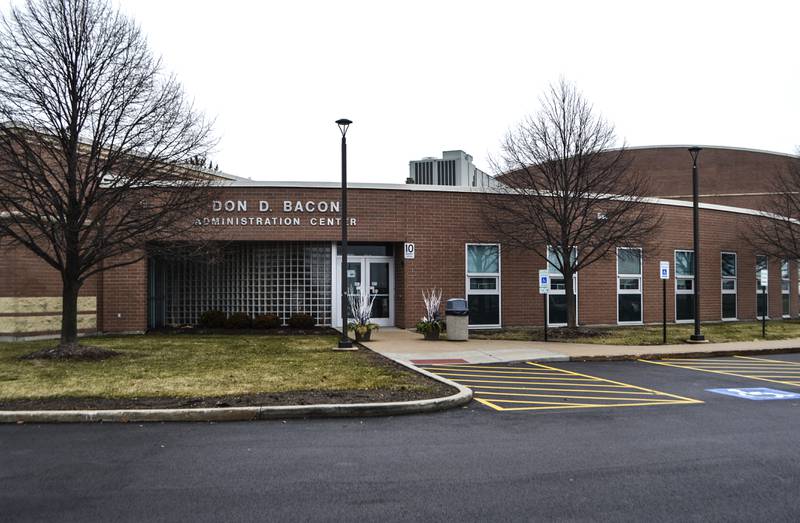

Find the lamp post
[[336, 119, 354, 349], [688, 146, 705, 342]]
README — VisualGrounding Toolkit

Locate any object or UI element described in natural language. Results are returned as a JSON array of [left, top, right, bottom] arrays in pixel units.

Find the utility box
[[445, 298, 469, 341]]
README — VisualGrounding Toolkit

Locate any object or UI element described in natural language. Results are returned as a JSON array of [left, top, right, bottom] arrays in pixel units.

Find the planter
[[423, 329, 441, 341], [354, 330, 372, 342]]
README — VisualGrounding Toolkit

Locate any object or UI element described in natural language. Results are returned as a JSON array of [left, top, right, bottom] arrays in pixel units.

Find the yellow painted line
[[659, 363, 800, 369], [662, 358, 754, 362], [735, 355, 800, 366], [426, 361, 703, 412], [736, 374, 800, 378], [486, 397, 696, 407], [527, 361, 702, 403], [475, 390, 678, 402], [660, 360, 800, 366], [639, 359, 800, 388], [470, 385, 659, 395], [422, 366, 586, 376], [663, 366, 800, 372], [425, 369, 598, 378], [450, 378, 634, 388], [473, 397, 505, 411], [495, 401, 698, 412], [484, 398, 600, 407], [424, 372, 599, 382], [661, 359, 800, 367], [670, 367, 800, 373]]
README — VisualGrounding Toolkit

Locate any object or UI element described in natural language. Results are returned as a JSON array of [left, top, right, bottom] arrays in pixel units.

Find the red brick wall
[[628, 146, 791, 210], [3, 147, 799, 335]]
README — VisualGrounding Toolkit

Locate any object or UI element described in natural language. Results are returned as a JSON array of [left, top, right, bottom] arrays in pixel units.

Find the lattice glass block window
[[148, 242, 332, 327]]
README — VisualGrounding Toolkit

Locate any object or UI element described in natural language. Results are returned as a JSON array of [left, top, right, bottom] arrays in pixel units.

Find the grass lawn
[[0, 334, 442, 405], [471, 320, 800, 345]]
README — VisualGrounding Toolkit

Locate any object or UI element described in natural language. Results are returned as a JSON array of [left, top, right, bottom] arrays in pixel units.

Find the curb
[[560, 346, 800, 362], [0, 360, 472, 424]]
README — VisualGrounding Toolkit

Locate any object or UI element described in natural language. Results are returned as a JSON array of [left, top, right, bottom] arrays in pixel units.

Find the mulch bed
[[1, 345, 456, 411], [18, 344, 120, 361], [146, 326, 339, 336]]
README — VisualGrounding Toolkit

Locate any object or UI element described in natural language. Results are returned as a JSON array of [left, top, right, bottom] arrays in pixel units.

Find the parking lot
[[6, 352, 800, 521], [421, 352, 800, 414]]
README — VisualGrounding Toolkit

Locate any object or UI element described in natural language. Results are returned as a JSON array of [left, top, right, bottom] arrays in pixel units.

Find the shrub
[[253, 314, 281, 329], [225, 312, 252, 329], [287, 313, 316, 329], [199, 310, 226, 329]]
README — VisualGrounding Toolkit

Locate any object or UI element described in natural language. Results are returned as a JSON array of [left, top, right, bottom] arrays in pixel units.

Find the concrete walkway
[[361, 328, 800, 364]]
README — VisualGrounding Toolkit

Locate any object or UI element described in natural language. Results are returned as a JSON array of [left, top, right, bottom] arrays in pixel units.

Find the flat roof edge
[[218, 180, 781, 219]]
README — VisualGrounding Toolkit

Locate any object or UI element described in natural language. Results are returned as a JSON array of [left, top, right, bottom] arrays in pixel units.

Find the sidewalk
[[361, 328, 800, 364]]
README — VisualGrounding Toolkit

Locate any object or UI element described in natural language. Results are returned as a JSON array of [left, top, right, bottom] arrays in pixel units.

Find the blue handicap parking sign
[[707, 387, 800, 401]]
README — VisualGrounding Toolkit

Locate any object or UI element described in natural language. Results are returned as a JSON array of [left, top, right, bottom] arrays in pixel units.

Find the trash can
[[445, 298, 469, 341]]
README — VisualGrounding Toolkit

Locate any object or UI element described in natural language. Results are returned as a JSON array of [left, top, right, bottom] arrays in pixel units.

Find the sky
[[11, 0, 800, 183]]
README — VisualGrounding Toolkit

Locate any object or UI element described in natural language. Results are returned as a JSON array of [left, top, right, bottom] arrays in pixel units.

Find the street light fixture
[[336, 119, 355, 350], [688, 146, 705, 342]]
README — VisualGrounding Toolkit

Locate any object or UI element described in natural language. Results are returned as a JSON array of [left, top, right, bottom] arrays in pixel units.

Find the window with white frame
[[617, 248, 642, 324], [466, 244, 500, 327], [756, 255, 768, 319], [721, 252, 737, 320], [782, 259, 790, 318], [675, 250, 695, 322], [546, 246, 577, 326]]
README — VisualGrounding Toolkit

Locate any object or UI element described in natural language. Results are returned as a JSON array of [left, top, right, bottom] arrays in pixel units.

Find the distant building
[[408, 150, 496, 188]]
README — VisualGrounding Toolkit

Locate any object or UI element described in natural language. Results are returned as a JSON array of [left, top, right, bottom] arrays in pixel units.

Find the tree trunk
[[60, 275, 81, 346], [564, 270, 577, 329]]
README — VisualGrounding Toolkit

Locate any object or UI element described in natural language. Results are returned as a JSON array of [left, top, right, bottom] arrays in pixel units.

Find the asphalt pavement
[[4, 354, 800, 522]]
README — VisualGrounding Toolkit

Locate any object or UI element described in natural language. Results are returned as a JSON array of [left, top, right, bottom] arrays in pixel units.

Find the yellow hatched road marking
[[424, 361, 702, 412], [739, 374, 800, 378], [444, 378, 635, 388], [484, 398, 702, 410], [470, 385, 658, 395], [660, 363, 800, 369], [526, 361, 701, 403], [476, 391, 677, 402], [666, 366, 800, 372], [493, 401, 695, 412], [663, 358, 800, 366], [661, 361, 800, 367], [422, 366, 591, 376], [639, 359, 800, 388], [424, 372, 600, 382], [482, 398, 597, 408], [734, 355, 800, 366]]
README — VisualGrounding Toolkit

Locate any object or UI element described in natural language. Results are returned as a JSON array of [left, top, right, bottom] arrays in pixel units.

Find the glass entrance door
[[335, 256, 394, 327], [368, 261, 390, 323]]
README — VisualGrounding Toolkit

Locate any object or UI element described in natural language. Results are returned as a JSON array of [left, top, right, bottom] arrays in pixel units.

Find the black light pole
[[336, 119, 354, 349], [688, 146, 705, 342]]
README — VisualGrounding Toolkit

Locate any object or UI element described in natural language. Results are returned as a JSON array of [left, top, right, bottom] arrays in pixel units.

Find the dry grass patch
[[0, 334, 437, 402]]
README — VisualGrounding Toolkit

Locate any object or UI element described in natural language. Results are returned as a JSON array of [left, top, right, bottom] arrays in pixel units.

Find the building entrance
[[334, 256, 394, 327]]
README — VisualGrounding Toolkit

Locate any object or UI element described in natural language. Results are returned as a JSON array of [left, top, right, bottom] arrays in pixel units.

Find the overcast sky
[[27, 1, 800, 183]]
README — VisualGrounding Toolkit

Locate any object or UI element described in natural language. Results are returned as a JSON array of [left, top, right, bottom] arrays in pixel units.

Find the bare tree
[[0, 0, 216, 352], [747, 156, 800, 259], [483, 79, 661, 328]]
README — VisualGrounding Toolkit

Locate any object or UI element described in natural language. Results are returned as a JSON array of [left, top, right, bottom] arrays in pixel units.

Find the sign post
[[659, 261, 670, 344], [538, 270, 550, 342], [760, 269, 768, 338]]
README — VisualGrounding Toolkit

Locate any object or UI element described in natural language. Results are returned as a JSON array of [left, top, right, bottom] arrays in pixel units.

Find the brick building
[[0, 146, 796, 339]]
